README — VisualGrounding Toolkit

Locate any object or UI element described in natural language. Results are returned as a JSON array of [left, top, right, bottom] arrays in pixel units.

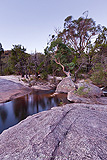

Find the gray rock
[[55, 76, 75, 93], [67, 91, 107, 104], [0, 103, 107, 159], [0, 78, 31, 103], [76, 82, 103, 98], [67, 91, 82, 103], [67, 82, 105, 104], [29, 80, 36, 86]]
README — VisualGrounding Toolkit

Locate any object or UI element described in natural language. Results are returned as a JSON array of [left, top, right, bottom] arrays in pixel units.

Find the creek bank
[[0, 76, 107, 159], [0, 103, 107, 159], [0, 78, 31, 103], [0, 76, 57, 103], [55, 77, 107, 104]]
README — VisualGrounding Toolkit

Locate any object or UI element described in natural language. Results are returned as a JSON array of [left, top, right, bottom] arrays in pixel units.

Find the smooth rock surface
[[67, 91, 107, 104], [0, 75, 56, 91], [0, 78, 31, 103], [76, 82, 103, 98], [55, 77, 75, 93], [0, 103, 107, 160]]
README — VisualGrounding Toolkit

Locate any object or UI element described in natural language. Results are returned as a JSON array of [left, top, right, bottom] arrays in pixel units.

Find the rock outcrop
[[55, 77, 75, 93], [0, 78, 31, 103], [0, 103, 107, 159], [67, 91, 107, 104], [67, 81, 104, 104], [76, 82, 103, 98]]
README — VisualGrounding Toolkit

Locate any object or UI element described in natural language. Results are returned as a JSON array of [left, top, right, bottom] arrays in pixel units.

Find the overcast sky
[[1, 0, 107, 53]]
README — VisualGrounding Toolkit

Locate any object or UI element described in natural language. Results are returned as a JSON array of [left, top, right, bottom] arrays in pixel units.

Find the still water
[[0, 89, 69, 134]]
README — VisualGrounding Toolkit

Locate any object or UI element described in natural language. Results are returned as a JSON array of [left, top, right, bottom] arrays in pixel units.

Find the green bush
[[3, 67, 13, 75], [74, 86, 89, 96], [90, 70, 107, 87], [40, 71, 48, 80]]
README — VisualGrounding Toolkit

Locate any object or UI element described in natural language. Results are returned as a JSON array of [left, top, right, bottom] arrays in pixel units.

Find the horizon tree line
[[0, 12, 107, 86]]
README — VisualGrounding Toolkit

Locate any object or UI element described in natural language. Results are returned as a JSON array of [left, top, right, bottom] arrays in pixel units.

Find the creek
[[0, 89, 69, 134]]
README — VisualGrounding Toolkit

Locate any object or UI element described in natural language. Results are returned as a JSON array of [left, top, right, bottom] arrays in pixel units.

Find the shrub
[[3, 67, 13, 75], [90, 70, 107, 87], [74, 86, 90, 97], [40, 71, 48, 80]]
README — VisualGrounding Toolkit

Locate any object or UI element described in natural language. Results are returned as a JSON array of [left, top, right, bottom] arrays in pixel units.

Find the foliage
[[9, 45, 29, 76], [1, 13, 107, 86], [45, 13, 100, 81], [21, 78, 28, 83], [3, 67, 13, 75], [75, 86, 90, 96], [40, 71, 48, 80], [36, 61, 44, 73], [90, 64, 107, 87], [0, 43, 4, 75], [27, 52, 46, 76], [91, 70, 107, 87], [60, 14, 97, 53], [90, 26, 107, 86], [45, 38, 76, 76]]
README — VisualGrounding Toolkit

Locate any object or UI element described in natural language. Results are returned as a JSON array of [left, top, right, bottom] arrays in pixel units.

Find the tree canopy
[[0, 43, 4, 75], [45, 13, 106, 82], [1, 13, 107, 86], [10, 45, 29, 77]]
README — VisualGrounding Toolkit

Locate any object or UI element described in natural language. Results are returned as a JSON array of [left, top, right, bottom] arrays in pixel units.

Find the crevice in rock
[[39, 109, 73, 144], [30, 108, 72, 146], [50, 115, 80, 160]]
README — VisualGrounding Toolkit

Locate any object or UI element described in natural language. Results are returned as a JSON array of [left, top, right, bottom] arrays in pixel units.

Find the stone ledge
[[0, 78, 31, 103], [0, 103, 107, 159]]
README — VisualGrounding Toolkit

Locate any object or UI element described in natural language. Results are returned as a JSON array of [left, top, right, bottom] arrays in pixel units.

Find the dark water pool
[[102, 87, 107, 97], [0, 89, 69, 134]]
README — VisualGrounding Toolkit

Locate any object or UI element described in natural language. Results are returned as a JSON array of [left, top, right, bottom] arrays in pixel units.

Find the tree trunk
[[74, 63, 84, 82], [74, 73, 77, 82]]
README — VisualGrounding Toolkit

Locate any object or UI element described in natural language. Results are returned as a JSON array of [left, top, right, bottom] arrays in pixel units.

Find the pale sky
[[0, 0, 107, 53]]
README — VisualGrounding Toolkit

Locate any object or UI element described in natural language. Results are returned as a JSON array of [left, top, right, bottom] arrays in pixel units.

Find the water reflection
[[0, 107, 7, 123], [0, 89, 69, 134], [13, 96, 28, 121]]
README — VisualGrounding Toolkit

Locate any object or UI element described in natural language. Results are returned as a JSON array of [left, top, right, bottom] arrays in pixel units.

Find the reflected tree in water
[[29, 92, 39, 113], [0, 90, 70, 134], [12, 91, 69, 122], [0, 107, 8, 123], [13, 96, 28, 121]]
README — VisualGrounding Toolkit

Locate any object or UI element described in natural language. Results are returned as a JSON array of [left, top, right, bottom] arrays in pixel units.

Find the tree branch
[[55, 58, 71, 76]]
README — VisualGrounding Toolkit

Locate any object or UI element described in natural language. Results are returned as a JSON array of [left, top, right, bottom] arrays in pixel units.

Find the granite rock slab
[[0, 78, 31, 103], [0, 103, 107, 160]]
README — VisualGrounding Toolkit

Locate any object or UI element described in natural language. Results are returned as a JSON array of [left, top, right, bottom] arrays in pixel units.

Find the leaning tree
[[46, 13, 99, 81], [45, 38, 76, 77]]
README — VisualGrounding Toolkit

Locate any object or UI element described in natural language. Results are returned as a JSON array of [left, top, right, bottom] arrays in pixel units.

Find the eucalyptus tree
[[45, 13, 99, 81], [0, 43, 4, 75], [58, 13, 99, 81], [90, 26, 107, 86], [91, 26, 107, 69]]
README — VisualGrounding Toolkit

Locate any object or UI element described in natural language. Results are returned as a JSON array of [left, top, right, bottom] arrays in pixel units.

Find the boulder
[[67, 82, 104, 104], [67, 91, 83, 103], [76, 82, 103, 98], [55, 77, 75, 93], [29, 80, 36, 86], [67, 91, 107, 104]]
